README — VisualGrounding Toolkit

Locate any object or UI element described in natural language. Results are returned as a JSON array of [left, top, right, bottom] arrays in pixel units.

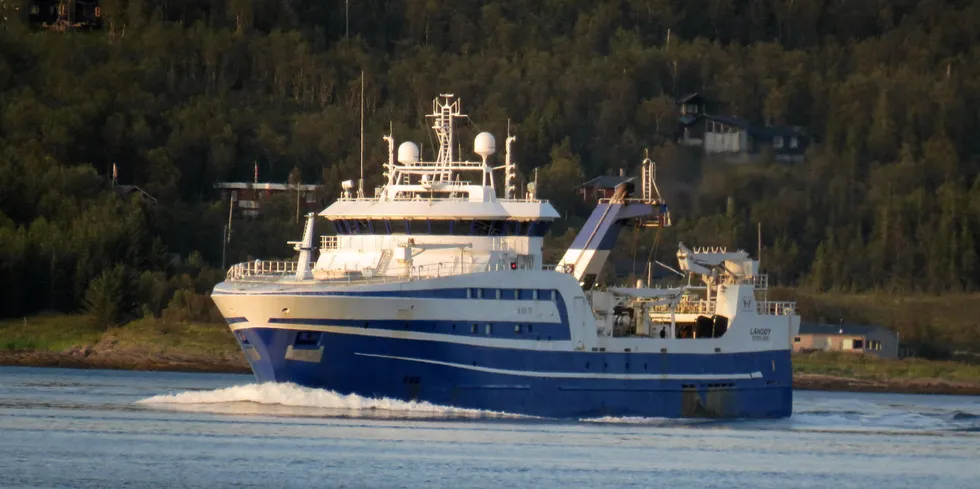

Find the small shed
[[576, 173, 634, 202], [114, 184, 157, 206], [214, 181, 324, 218], [793, 323, 900, 359]]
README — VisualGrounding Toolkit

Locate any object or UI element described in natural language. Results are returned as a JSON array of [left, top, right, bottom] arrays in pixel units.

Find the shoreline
[[0, 349, 250, 375], [3, 351, 979, 396]]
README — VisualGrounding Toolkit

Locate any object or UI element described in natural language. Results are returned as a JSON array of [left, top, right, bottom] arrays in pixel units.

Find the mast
[[359, 71, 365, 198], [427, 94, 465, 183]]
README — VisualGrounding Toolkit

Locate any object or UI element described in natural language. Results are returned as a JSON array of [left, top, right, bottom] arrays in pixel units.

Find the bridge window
[[429, 219, 453, 235], [369, 219, 389, 234], [527, 221, 553, 237], [332, 218, 553, 236]]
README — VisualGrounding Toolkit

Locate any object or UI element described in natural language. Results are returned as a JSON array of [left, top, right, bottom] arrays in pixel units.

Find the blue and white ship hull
[[230, 326, 792, 418], [212, 271, 795, 419]]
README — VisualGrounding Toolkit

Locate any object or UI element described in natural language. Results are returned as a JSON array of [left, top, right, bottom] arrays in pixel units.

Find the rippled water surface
[[0, 367, 977, 488]]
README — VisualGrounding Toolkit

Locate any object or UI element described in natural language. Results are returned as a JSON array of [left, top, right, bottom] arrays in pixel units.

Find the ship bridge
[[305, 94, 559, 282]]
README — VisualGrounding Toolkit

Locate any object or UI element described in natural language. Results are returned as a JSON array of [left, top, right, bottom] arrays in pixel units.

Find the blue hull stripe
[[268, 318, 571, 341], [233, 326, 794, 418], [355, 353, 762, 380]]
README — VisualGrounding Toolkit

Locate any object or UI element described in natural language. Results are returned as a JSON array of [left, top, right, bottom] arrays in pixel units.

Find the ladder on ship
[[375, 249, 392, 276]]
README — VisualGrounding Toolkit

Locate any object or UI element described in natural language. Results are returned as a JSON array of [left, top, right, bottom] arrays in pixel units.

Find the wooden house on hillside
[[676, 93, 809, 163], [26, 0, 102, 30]]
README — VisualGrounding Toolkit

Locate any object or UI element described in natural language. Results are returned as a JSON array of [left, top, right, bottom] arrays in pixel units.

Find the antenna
[[359, 70, 364, 198]]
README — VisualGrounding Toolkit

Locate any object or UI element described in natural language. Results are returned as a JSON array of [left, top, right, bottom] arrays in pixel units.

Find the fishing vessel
[[211, 94, 800, 418]]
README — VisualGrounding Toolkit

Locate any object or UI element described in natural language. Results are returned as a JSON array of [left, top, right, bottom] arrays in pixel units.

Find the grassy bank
[[783, 290, 980, 355], [793, 351, 980, 384], [0, 314, 246, 372]]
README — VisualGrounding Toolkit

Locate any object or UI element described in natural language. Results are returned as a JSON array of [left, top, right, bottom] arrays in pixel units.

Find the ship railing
[[226, 260, 299, 280], [227, 258, 557, 284], [757, 301, 796, 316], [649, 299, 716, 315], [598, 197, 667, 205], [542, 264, 573, 273], [749, 274, 768, 289], [309, 261, 492, 285]]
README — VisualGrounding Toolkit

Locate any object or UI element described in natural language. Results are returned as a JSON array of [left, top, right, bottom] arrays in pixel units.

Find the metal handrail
[[650, 299, 716, 315], [757, 301, 796, 316], [226, 260, 299, 280]]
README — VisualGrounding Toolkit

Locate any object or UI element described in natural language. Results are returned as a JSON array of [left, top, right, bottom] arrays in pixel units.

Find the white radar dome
[[474, 132, 496, 159], [397, 141, 420, 165]]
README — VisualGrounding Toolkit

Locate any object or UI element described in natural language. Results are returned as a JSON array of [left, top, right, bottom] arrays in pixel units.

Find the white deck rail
[[757, 301, 795, 316], [224, 260, 539, 285], [226, 260, 299, 280]]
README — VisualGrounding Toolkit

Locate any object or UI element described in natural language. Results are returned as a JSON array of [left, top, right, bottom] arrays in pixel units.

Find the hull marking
[[354, 353, 763, 380]]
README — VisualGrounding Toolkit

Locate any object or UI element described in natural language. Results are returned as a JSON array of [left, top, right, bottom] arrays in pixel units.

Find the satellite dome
[[397, 141, 420, 165], [474, 132, 496, 159]]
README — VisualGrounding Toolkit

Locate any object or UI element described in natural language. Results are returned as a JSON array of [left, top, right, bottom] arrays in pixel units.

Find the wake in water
[[137, 382, 523, 419], [788, 392, 980, 434], [136, 383, 979, 431]]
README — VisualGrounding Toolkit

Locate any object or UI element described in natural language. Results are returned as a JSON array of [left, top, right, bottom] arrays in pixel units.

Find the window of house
[[773, 136, 784, 149], [852, 339, 864, 350], [793, 337, 801, 343], [790, 136, 799, 149]]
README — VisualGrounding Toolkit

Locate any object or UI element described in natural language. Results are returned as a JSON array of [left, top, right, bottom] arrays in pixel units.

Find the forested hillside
[[2, 1, 980, 327]]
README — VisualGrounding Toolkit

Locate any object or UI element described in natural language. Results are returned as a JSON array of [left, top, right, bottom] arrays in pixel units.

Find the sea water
[[0, 366, 977, 489]]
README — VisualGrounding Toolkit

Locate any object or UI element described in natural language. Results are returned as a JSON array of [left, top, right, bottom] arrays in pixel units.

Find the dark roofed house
[[793, 323, 899, 359], [676, 93, 808, 163], [114, 184, 157, 206], [27, 0, 103, 31], [215, 181, 325, 218], [577, 172, 634, 202]]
